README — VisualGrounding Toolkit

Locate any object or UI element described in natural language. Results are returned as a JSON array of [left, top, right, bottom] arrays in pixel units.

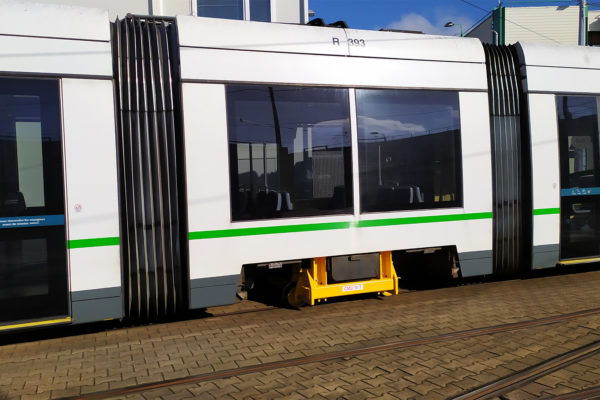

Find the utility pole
[[580, 0, 587, 46]]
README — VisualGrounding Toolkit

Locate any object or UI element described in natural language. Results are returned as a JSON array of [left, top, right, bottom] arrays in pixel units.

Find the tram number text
[[332, 37, 366, 47], [348, 38, 366, 47]]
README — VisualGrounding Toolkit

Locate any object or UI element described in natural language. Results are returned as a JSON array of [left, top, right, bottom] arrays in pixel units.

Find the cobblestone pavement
[[500, 340, 600, 399], [2, 269, 600, 399]]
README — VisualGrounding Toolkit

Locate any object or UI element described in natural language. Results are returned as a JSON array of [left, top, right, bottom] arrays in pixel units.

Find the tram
[[0, 1, 598, 331]]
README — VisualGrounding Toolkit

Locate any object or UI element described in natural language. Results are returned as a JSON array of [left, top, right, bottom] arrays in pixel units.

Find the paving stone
[[569, 377, 596, 389], [520, 382, 552, 396], [432, 383, 465, 397], [390, 388, 421, 400], [540, 385, 578, 396], [426, 373, 456, 388], [453, 376, 482, 391], [21, 394, 51, 400], [408, 380, 442, 396], [504, 389, 540, 400]]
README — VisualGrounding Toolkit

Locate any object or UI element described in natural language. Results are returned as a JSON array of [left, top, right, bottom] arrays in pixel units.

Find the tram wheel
[[282, 281, 305, 308]]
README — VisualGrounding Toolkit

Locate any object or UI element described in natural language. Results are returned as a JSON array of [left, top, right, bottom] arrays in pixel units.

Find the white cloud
[[358, 116, 425, 137], [385, 10, 474, 36], [387, 13, 445, 35]]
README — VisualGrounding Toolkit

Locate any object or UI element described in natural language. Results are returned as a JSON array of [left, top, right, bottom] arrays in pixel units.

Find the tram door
[[557, 96, 600, 260], [0, 78, 69, 324]]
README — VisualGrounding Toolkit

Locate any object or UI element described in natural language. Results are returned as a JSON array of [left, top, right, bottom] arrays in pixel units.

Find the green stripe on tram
[[65, 210, 560, 245], [189, 221, 353, 240], [68, 237, 120, 249], [533, 208, 560, 215], [189, 211, 494, 240], [355, 211, 493, 228]]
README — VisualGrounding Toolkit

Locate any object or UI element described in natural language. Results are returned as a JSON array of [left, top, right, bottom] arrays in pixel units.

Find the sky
[[307, 0, 583, 35]]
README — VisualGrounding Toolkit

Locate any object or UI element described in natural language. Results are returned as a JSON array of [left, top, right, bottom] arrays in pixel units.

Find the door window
[[0, 78, 68, 323], [556, 95, 600, 259]]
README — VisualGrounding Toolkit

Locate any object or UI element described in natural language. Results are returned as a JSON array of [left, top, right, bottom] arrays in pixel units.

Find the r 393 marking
[[348, 38, 366, 46], [332, 37, 366, 46]]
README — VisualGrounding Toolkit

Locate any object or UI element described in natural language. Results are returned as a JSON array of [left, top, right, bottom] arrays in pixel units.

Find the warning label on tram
[[0, 215, 65, 228]]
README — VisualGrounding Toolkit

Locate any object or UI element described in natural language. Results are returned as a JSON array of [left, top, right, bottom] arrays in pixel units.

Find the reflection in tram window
[[356, 89, 463, 212], [0, 78, 68, 323], [557, 96, 599, 189], [556, 95, 600, 260], [0, 238, 48, 300], [0, 81, 64, 217], [226, 85, 353, 221]]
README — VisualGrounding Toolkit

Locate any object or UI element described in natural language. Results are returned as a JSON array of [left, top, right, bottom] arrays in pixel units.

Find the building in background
[[19, 0, 309, 23], [197, 0, 308, 23], [467, 4, 600, 46]]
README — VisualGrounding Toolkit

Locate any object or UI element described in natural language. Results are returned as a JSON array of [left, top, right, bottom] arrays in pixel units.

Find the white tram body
[[0, 0, 599, 329], [519, 42, 600, 267], [180, 17, 493, 306], [0, 1, 121, 325]]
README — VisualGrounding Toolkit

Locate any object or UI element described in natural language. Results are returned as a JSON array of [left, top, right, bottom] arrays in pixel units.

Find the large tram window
[[557, 96, 600, 259], [226, 85, 353, 221], [356, 89, 462, 212], [0, 78, 68, 322]]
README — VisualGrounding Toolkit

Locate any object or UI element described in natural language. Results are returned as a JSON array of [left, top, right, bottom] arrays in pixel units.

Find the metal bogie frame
[[286, 252, 399, 307]]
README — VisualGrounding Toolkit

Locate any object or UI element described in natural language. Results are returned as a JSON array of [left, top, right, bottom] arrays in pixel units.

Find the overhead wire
[[459, 0, 491, 13], [464, 12, 493, 34]]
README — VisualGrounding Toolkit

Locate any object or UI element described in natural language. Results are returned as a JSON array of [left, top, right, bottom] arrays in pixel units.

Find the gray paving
[[2, 269, 600, 399]]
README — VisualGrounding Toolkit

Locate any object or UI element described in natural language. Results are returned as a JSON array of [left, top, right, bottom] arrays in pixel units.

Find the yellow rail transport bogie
[[287, 251, 399, 307]]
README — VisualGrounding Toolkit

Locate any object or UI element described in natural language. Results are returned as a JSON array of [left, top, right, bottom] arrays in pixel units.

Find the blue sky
[[307, 0, 585, 34]]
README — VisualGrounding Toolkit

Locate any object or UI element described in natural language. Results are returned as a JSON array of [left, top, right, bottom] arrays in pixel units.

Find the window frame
[[225, 83, 355, 222], [354, 88, 464, 214], [196, 0, 271, 21]]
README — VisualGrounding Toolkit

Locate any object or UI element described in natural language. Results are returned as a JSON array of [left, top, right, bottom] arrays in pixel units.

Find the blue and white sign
[[0, 214, 65, 229], [561, 187, 600, 197]]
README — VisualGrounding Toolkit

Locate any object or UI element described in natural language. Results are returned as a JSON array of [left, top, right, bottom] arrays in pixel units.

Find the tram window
[[226, 85, 353, 221], [557, 96, 600, 189], [356, 89, 463, 212], [0, 79, 63, 217]]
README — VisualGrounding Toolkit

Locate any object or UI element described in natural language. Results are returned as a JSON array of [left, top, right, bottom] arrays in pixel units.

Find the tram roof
[[177, 16, 486, 65], [0, 0, 110, 42], [516, 41, 600, 70]]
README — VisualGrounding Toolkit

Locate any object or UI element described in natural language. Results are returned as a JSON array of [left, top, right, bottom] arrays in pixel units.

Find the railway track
[[202, 304, 277, 319], [454, 340, 600, 399], [62, 306, 600, 400]]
